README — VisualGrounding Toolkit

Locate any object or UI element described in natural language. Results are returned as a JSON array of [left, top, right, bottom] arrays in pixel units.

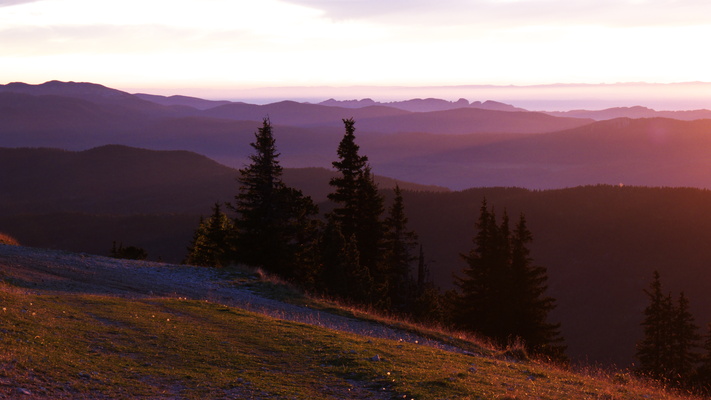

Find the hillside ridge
[[0, 243, 693, 399], [0, 244, 465, 352]]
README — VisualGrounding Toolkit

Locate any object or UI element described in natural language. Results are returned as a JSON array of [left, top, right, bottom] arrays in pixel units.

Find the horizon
[[9, 79, 711, 111], [132, 81, 711, 111], [2, 0, 711, 110]]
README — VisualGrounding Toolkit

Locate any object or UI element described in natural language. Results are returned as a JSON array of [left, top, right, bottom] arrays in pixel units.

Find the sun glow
[[1, 0, 710, 99]]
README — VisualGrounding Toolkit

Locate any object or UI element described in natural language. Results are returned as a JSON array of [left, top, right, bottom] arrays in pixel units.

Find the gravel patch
[[0, 244, 468, 355]]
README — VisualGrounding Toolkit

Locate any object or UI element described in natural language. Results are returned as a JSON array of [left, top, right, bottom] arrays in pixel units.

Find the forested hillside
[[4, 144, 711, 366], [400, 185, 711, 366]]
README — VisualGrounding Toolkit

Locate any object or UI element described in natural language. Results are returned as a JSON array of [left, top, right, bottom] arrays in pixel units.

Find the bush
[[110, 241, 148, 260], [0, 233, 20, 246]]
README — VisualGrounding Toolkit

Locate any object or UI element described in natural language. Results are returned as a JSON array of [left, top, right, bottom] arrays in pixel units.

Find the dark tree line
[[185, 117, 565, 357], [449, 200, 566, 360], [636, 271, 711, 393], [185, 117, 433, 314]]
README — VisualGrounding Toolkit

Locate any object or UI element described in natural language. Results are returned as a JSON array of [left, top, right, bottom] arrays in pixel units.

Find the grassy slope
[[0, 285, 696, 398]]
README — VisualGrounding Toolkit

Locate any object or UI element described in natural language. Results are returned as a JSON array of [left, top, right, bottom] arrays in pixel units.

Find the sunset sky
[[1, 0, 711, 105]]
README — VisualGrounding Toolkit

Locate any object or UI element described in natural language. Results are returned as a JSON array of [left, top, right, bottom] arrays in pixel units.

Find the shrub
[[0, 233, 20, 246]]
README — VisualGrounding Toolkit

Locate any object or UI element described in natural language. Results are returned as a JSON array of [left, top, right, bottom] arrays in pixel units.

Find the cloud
[[0, 23, 262, 57], [277, 0, 435, 19], [0, 0, 41, 6], [281, 0, 711, 27]]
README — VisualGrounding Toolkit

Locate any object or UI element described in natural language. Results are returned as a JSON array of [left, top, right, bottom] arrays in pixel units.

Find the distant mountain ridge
[[134, 93, 233, 110], [0, 80, 135, 104], [4, 80, 708, 119], [318, 97, 527, 113], [545, 106, 711, 121], [3, 80, 711, 190], [0, 80, 176, 113], [0, 145, 447, 216]]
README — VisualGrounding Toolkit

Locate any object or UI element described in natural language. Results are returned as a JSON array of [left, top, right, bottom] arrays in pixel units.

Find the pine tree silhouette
[[231, 118, 318, 278], [453, 199, 565, 360], [325, 118, 384, 305]]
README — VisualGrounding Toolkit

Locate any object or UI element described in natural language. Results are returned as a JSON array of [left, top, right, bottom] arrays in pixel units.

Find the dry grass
[[244, 268, 510, 358], [0, 251, 704, 399], [0, 285, 700, 400], [0, 233, 20, 246], [240, 268, 706, 400]]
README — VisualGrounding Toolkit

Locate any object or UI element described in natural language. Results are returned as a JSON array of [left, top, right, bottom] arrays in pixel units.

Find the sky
[[1, 0, 711, 106]]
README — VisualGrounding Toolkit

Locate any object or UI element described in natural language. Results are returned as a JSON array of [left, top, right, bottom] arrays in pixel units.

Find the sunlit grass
[[0, 279, 699, 399], [0, 233, 19, 246]]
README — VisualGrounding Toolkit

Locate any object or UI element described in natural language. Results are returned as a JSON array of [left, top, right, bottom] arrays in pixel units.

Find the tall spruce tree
[[354, 165, 385, 280], [231, 118, 318, 279], [453, 199, 565, 360], [636, 271, 674, 381], [454, 199, 502, 338], [669, 292, 701, 387], [382, 185, 419, 310], [325, 118, 385, 304], [328, 118, 368, 239], [508, 214, 566, 358], [634, 270, 704, 387]]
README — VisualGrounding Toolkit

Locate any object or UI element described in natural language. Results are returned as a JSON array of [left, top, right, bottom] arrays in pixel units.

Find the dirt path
[[0, 244, 468, 355]]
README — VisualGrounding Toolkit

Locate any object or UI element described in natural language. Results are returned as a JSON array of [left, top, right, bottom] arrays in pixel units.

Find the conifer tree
[[637, 271, 674, 380], [319, 220, 349, 295], [354, 165, 385, 280], [453, 199, 565, 359], [185, 202, 234, 267], [325, 118, 384, 304], [231, 118, 318, 279], [454, 200, 507, 339], [318, 221, 372, 304], [417, 244, 427, 290], [637, 273, 701, 387], [669, 292, 701, 387], [342, 234, 374, 304], [509, 214, 566, 359], [409, 245, 443, 322], [283, 186, 322, 287], [696, 323, 711, 393], [382, 185, 419, 310], [328, 118, 368, 239]]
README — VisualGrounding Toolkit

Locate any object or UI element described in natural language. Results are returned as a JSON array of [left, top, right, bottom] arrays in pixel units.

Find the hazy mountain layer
[[545, 106, 711, 121], [5, 81, 711, 190]]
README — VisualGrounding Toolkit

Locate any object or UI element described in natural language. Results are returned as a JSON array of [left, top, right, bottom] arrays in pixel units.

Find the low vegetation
[[0, 263, 701, 399], [0, 233, 19, 246]]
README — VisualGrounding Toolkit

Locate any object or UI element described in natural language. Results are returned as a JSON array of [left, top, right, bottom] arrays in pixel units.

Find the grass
[[0, 233, 19, 246], [0, 277, 702, 399], [232, 268, 531, 360]]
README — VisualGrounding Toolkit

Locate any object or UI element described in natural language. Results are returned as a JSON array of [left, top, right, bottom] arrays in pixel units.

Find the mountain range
[[3, 81, 711, 190]]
